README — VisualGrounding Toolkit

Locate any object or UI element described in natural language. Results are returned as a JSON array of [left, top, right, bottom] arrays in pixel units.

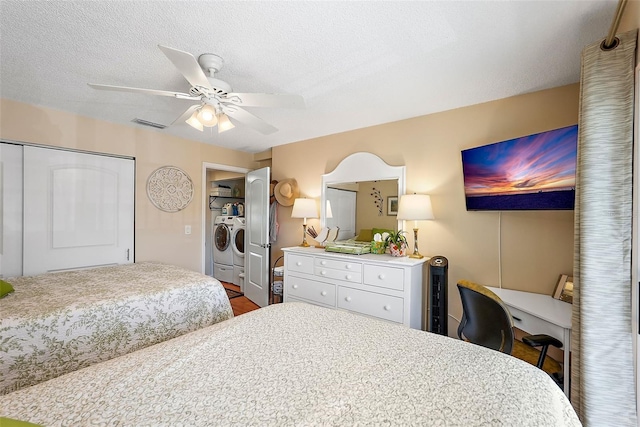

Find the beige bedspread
[[0, 262, 232, 394], [0, 302, 580, 426]]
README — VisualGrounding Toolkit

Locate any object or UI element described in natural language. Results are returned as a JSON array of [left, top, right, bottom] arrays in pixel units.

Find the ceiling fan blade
[[172, 104, 202, 130], [88, 83, 197, 100], [221, 105, 278, 135], [158, 45, 212, 90], [221, 93, 305, 109]]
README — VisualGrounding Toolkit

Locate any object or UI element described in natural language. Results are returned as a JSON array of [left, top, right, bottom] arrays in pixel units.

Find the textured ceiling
[[0, 1, 616, 153]]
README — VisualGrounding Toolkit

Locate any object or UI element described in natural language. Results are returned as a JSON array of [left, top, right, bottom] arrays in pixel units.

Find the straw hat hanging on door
[[274, 179, 299, 206]]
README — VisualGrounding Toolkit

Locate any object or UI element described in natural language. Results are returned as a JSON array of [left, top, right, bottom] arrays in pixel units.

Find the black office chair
[[457, 280, 563, 381]]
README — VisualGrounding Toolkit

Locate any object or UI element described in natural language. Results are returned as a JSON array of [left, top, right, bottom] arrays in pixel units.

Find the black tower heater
[[428, 256, 448, 335]]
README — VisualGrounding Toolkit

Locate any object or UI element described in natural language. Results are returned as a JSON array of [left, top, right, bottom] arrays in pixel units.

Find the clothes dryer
[[231, 217, 246, 289], [213, 216, 235, 283]]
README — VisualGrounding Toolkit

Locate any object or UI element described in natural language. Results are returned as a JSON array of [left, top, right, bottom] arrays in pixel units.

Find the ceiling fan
[[88, 45, 304, 135]]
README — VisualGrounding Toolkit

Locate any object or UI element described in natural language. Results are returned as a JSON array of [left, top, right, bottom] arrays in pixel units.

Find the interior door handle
[[259, 243, 270, 249]]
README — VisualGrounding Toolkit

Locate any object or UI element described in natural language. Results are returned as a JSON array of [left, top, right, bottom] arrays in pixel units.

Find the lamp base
[[410, 228, 423, 259], [300, 224, 310, 247]]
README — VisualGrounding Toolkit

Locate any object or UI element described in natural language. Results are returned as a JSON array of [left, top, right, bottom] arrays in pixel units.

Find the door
[[245, 167, 270, 307], [0, 143, 23, 278], [23, 146, 135, 275], [326, 187, 356, 240]]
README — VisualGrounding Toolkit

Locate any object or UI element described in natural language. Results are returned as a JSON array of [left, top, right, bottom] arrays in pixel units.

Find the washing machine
[[231, 217, 245, 290], [213, 215, 236, 283]]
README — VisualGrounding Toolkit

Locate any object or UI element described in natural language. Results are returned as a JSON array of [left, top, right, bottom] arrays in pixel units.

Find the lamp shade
[[185, 110, 204, 131], [217, 113, 235, 133], [197, 104, 218, 127], [397, 194, 434, 221], [291, 198, 318, 219]]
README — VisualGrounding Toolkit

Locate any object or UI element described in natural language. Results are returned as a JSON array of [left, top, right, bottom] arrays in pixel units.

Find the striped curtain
[[572, 29, 637, 425]]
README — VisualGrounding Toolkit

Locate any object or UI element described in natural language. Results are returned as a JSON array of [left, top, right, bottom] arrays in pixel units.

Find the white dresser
[[282, 247, 428, 329]]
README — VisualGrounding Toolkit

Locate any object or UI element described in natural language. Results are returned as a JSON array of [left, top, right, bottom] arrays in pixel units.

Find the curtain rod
[[603, 0, 628, 49]]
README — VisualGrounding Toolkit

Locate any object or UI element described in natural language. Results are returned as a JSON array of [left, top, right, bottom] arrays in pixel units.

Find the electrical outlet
[[185, 225, 191, 235]]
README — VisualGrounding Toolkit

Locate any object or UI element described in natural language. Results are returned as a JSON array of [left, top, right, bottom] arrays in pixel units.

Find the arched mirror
[[321, 153, 406, 240]]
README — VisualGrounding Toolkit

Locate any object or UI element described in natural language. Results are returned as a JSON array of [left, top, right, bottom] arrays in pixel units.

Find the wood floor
[[221, 282, 261, 316]]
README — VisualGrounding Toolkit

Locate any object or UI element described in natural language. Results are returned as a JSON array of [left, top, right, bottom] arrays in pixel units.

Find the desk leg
[[563, 328, 571, 398]]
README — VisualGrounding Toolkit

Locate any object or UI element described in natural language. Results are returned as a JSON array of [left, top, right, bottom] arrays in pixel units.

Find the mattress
[[0, 302, 581, 426], [0, 262, 232, 394]]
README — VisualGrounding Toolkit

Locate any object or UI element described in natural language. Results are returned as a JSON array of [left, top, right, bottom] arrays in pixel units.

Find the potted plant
[[385, 230, 408, 257]]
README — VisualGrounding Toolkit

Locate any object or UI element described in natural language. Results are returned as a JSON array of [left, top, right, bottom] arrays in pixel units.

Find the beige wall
[[0, 98, 257, 273], [355, 179, 398, 232], [273, 84, 580, 332]]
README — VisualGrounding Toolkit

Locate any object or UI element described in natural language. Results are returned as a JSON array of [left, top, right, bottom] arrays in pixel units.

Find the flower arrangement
[[371, 231, 389, 254], [385, 230, 408, 257]]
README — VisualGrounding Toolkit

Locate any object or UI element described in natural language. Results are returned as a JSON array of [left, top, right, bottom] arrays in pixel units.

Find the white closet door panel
[[0, 143, 24, 278], [23, 147, 134, 275], [51, 167, 118, 248]]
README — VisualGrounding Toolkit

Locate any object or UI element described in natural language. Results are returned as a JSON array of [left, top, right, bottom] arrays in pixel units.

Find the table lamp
[[397, 194, 434, 259], [291, 198, 318, 247]]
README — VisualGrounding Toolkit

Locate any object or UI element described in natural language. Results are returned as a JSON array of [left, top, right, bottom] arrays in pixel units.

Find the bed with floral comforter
[[0, 262, 232, 394], [0, 303, 580, 426]]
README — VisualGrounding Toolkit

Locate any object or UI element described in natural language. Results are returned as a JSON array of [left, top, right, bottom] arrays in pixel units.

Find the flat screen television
[[461, 124, 578, 211]]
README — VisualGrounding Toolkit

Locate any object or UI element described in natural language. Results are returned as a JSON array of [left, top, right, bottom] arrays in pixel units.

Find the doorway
[[200, 162, 249, 281]]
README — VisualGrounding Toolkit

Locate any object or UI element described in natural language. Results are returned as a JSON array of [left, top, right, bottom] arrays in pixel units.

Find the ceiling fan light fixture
[[197, 104, 218, 127], [186, 110, 204, 131], [218, 113, 235, 133]]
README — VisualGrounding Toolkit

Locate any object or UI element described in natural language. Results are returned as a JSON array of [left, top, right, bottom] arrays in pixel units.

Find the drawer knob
[[321, 260, 327, 265], [384, 305, 391, 311], [292, 284, 299, 289], [296, 261, 302, 266], [378, 274, 385, 280], [346, 274, 352, 280], [345, 296, 352, 302], [345, 264, 352, 270], [321, 291, 327, 296], [320, 270, 327, 275]]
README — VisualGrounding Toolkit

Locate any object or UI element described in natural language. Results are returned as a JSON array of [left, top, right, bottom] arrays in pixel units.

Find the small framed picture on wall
[[553, 274, 574, 303], [387, 196, 398, 215]]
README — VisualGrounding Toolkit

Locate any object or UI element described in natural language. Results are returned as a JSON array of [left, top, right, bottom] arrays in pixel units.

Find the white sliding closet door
[[23, 146, 134, 275], [0, 143, 24, 278]]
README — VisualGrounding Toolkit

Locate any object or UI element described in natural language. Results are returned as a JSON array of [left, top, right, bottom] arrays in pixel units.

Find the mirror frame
[[321, 152, 406, 232]]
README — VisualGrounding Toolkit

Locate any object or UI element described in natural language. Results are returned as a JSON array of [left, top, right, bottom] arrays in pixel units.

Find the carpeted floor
[[225, 288, 244, 300]]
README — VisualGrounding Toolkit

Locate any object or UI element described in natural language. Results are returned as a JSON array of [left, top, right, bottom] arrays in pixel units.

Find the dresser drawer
[[509, 306, 565, 345], [338, 286, 404, 324], [287, 253, 314, 275], [314, 266, 362, 283], [363, 264, 404, 291], [286, 276, 336, 307], [315, 258, 362, 274]]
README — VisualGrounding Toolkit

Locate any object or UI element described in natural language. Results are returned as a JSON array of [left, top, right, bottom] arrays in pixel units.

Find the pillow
[[355, 229, 373, 242], [0, 279, 14, 298], [372, 228, 394, 239], [0, 417, 43, 427]]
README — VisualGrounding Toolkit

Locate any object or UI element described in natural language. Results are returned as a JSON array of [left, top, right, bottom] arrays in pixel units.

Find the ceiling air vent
[[132, 118, 167, 129]]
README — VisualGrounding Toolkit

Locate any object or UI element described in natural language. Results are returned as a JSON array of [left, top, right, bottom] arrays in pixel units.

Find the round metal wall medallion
[[146, 166, 194, 212]]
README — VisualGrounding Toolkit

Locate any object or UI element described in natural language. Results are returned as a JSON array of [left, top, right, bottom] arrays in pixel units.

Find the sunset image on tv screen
[[461, 125, 577, 210]]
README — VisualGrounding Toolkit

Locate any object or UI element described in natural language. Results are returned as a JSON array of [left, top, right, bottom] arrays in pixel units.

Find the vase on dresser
[[389, 242, 408, 257]]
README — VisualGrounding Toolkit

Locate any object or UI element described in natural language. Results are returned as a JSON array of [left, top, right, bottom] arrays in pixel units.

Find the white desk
[[487, 286, 572, 397]]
